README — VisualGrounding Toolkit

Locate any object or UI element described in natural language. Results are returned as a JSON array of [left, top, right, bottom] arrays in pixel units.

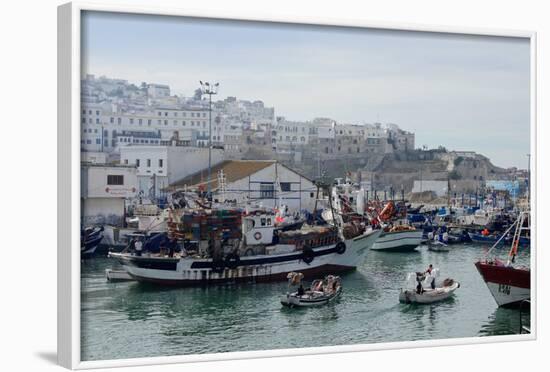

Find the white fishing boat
[[399, 270, 460, 304], [281, 272, 342, 307], [371, 227, 423, 252], [428, 241, 450, 252], [110, 209, 382, 286]]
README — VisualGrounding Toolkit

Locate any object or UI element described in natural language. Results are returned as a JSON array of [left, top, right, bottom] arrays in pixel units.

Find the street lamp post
[[199, 81, 219, 206]]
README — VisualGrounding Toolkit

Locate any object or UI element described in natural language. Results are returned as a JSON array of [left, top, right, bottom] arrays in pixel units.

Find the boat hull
[[112, 230, 382, 286], [475, 261, 530, 307], [281, 287, 342, 307], [399, 282, 459, 304], [371, 230, 423, 252], [81, 234, 103, 259]]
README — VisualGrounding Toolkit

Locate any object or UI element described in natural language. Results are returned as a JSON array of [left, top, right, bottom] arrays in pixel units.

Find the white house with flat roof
[[81, 163, 138, 226]]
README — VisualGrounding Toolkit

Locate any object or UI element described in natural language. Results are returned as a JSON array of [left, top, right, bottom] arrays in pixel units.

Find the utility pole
[[199, 81, 219, 207]]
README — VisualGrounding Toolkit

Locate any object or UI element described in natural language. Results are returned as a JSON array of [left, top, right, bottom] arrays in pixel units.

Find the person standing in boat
[[425, 264, 435, 289], [167, 236, 177, 258]]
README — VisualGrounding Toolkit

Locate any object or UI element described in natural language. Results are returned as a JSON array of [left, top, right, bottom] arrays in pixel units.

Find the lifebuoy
[[302, 246, 315, 264], [225, 253, 241, 269], [335, 241, 346, 254], [254, 232, 262, 241]]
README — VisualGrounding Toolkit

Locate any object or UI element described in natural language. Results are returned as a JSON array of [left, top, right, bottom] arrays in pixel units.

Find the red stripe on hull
[[475, 261, 530, 289], [128, 264, 355, 287]]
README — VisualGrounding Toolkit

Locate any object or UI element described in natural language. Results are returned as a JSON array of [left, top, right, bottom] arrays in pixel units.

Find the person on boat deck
[[297, 284, 305, 296], [425, 264, 436, 289], [482, 228, 490, 236], [167, 237, 177, 258], [134, 238, 143, 257]]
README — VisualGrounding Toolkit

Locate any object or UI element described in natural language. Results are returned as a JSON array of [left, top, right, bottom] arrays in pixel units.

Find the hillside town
[[80, 74, 528, 227]]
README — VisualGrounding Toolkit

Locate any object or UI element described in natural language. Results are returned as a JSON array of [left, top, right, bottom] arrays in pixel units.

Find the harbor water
[[81, 243, 530, 361]]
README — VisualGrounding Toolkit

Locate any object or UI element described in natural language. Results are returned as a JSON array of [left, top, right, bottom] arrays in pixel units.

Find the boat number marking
[[498, 284, 511, 295]]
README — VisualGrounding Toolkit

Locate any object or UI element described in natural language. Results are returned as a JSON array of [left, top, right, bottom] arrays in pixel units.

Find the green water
[[81, 244, 530, 361]]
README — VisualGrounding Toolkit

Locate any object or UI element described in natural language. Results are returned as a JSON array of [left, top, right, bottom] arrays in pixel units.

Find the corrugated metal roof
[[169, 160, 276, 190]]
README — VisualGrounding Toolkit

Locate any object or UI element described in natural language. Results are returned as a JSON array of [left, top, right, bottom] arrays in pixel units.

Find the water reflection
[[479, 307, 526, 336]]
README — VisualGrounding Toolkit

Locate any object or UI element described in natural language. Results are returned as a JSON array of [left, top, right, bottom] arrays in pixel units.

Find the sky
[[81, 11, 531, 169]]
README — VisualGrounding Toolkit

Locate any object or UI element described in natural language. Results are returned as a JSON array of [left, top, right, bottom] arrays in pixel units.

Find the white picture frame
[[58, 1, 537, 369]]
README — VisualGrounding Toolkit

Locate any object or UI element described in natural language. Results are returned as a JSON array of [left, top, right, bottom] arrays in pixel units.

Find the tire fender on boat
[[211, 259, 225, 273], [335, 241, 346, 254], [225, 253, 241, 269], [302, 246, 315, 265]]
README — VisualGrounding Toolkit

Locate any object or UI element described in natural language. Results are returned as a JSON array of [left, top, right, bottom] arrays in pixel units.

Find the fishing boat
[[371, 226, 423, 252], [109, 208, 382, 286], [281, 272, 342, 307], [468, 232, 530, 247], [399, 270, 460, 304], [81, 226, 104, 259], [475, 211, 531, 307]]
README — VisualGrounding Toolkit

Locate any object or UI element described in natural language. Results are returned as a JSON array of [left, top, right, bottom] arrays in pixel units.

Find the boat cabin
[[242, 214, 275, 245]]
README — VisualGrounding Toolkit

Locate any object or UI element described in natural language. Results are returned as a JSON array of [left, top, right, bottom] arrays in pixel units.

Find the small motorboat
[[399, 270, 460, 304], [428, 240, 450, 252], [81, 226, 105, 259], [105, 269, 135, 282], [281, 272, 342, 308]]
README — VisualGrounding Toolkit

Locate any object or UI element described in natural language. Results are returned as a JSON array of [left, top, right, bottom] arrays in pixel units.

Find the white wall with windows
[[218, 163, 316, 212]]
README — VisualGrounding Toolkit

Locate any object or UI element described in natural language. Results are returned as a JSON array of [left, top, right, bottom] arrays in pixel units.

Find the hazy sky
[[82, 11, 531, 169]]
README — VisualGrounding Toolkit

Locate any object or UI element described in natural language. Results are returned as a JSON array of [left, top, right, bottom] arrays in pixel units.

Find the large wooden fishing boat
[[110, 208, 381, 286]]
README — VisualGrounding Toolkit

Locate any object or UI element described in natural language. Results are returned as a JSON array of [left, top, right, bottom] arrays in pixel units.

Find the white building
[[147, 83, 170, 98], [170, 160, 317, 212], [119, 145, 225, 198], [81, 163, 138, 226]]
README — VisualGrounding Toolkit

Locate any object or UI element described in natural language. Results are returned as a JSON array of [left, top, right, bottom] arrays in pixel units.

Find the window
[[81, 118, 85, 123], [159, 159, 163, 167], [124, 159, 128, 164], [96, 118, 100, 124], [96, 110, 100, 115], [82, 109, 86, 114], [158, 112, 162, 116], [148, 119, 151, 126], [130, 118, 134, 124], [95, 138, 101, 144], [164, 112, 168, 117], [136, 159, 140, 167], [164, 120, 168, 125], [260, 183, 274, 199], [138, 119, 142, 125], [110, 117, 114, 124], [107, 175, 124, 185], [86, 139, 91, 144], [147, 159, 151, 167], [117, 118, 121, 125], [280, 182, 291, 192]]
